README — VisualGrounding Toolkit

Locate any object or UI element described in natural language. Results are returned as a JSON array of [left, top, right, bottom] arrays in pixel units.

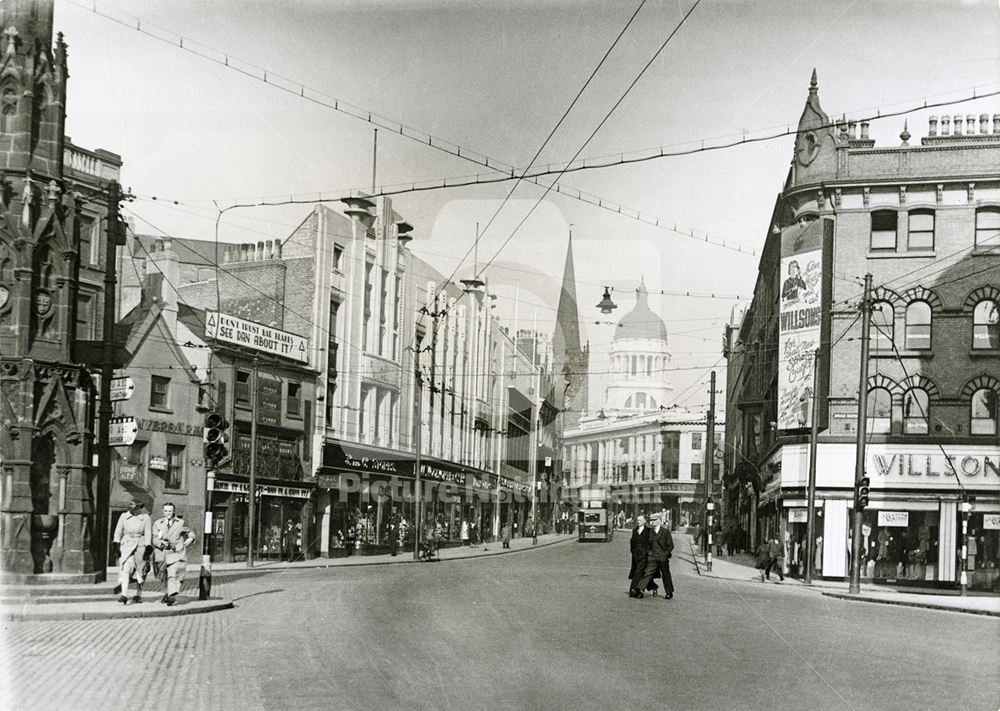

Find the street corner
[[1, 596, 234, 622]]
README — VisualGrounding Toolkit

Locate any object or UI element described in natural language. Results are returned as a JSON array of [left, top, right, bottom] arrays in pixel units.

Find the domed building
[[605, 279, 673, 412]]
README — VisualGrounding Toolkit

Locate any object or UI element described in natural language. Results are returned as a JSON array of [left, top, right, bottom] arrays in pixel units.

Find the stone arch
[[961, 374, 1000, 399], [963, 285, 1000, 312], [899, 286, 944, 312], [898, 374, 941, 400], [867, 373, 901, 396], [871, 285, 901, 305]]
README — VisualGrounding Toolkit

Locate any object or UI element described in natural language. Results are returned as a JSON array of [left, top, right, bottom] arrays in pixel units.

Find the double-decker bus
[[577, 487, 613, 542]]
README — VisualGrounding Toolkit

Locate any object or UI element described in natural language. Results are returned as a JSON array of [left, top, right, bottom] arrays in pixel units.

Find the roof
[[613, 279, 668, 343]]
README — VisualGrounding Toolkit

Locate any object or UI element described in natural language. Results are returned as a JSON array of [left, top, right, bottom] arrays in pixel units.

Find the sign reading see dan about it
[[205, 311, 309, 364]]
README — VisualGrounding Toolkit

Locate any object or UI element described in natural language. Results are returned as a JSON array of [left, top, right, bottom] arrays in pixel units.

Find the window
[[624, 395, 633, 408], [973, 300, 999, 349], [904, 301, 931, 350], [907, 210, 934, 250], [362, 259, 374, 351], [76, 292, 94, 340], [871, 302, 894, 350], [165, 444, 185, 490], [867, 387, 892, 434], [971, 389, 998, 436], [691, 432, 703, 450], [234, 370, 252, 407], [635, 393, 647, 410], [78, 216, 95, 266], [902, 388, 929, 434], [975, 207, 1000, 250], [333, 244, 344, 271], [871, 211, 897, 250], [287, 382, 301, 418], [150, 375, 170, 409], [690, 463, 702, 480], [1, 87, 16, 133]]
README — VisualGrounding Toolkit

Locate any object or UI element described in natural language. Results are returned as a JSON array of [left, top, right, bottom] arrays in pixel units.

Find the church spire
[[553, 229, 588, 427], [555, 231, 582, 356]]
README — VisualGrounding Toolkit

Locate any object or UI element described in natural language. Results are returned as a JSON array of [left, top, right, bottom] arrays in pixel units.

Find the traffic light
[[203, 412, 229, 467], [856, 476, 870, 510]]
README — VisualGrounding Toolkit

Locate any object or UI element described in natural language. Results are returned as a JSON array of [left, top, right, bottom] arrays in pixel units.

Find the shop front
[[772, 442, 1000, 589]]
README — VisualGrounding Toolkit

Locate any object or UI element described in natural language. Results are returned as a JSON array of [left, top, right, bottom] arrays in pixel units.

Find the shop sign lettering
[[148, 456, 168, 471], [205, 311, 309, 363], [422, 466, 466, 485], [118, 463, 139, 481], [214, 480, 311, 499], [787, 508, 808, 523], [871, 454, 1000, 480], [344, 454, 399, 475], [137, 417, 203, 437], [877, 511, 909, 527], [983, 514, 1000, 530]]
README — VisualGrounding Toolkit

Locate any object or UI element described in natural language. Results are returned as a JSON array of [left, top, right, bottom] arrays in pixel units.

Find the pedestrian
[[151, 503, 196, 606], [388, 508, 399, 557], [714, 523, 724, 557], [635, 513, 674, 599], [112, 499, 151, 604], [501, 522, 511, 549], [764, 533, 785, 582], [628, 514, 658, 598], [460, 519, 470, 547], [281, 520, 297, 562]]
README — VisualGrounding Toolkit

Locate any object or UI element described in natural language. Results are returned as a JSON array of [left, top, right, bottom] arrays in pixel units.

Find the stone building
[[0, 0, 122, 579], [725, 72, 1000, 588]]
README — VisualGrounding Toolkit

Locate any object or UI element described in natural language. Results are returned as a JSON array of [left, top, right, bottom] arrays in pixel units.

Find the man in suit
[[152, 502, 196, 606], [628, 514, 657, 598], [636, 512, 674, 599]]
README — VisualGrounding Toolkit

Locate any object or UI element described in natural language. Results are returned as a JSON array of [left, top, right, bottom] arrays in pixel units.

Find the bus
[[577, 488, 613, 543]]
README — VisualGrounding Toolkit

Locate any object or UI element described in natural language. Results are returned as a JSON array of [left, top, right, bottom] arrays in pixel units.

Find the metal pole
[[412, 362, 423, 561], [247, 358, 259, 568], [960, 497, 971, 596], [96, 180, 121, 578], [849, 274, 874, 594], [199, 467, 215, 599], [371, 128, 378, 193], [805, 348, 821, 585], [705, 371, 716, 571], [531, 365, 540, 546]]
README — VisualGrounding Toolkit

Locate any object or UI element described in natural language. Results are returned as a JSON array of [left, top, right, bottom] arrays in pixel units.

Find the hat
[[128, 498, 144, 509]]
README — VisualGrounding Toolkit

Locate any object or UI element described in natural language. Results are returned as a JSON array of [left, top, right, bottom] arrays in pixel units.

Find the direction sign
[[110, 377, 135, 402], [109, 416, 138, 446]]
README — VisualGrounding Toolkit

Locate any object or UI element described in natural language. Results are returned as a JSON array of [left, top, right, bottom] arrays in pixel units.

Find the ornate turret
[[789, 69, 840, 188]]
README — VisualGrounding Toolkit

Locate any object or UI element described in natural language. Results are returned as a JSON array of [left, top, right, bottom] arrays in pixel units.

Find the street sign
[[110, 377, 135, 401], [109, 416, 138, 446]]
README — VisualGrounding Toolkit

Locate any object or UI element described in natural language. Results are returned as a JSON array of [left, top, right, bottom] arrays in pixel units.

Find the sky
[[53, 0, 1000, 414]]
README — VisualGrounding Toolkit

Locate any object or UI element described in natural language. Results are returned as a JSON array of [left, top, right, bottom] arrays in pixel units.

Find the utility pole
[[849, 274, 874, 594], [704, 370, 716, 571], [805, 347, 821, 585], [530, 363, 541, 546], [95, 180, 122, 576], [411, 355, 423, 561], [247, 358, 259, 568], [199, 466, 215, 599]]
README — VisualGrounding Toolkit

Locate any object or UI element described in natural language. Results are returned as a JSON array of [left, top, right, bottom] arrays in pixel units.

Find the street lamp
[[706, 497, 716, 572], [596, 287, 617, 314], [960, 494, 972, 596]]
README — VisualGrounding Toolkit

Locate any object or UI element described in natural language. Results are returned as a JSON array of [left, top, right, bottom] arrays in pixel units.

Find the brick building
[[724, 72, 1000, 589]]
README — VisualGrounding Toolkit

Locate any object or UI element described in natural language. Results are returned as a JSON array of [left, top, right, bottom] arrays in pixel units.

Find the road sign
[[109, 416, 138, 446], [110, 377, 135, 402]]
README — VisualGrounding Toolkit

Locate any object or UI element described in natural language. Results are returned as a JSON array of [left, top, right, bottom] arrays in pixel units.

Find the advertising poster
[[778, 222, 824, 430]]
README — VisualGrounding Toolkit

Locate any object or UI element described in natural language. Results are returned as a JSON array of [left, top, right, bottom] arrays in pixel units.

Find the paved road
[[2, 538, 998, 711]]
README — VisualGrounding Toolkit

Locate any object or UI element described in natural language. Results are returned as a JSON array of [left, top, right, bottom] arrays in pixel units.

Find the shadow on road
[[231, 588, 286, 602]]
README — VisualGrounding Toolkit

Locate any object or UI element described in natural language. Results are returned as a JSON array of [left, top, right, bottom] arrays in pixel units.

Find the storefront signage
[[118, 463, 139, 481], [877, 511, 909, 527], [777, 222, 824, 430], [871, 454, 1000, 480], [422, 465, 466, 485], [137, 417, 203, 437], [322, 442, 414, 478], [984, 514, 1000, 530], [214, 479, 311, 499], [205, 311, 309, 363], [499, 476, 531, 495], [109, 416, 138, 446], [471, 476, 494, 492], [148, 455, 168, 471], [257, 378, 282, 426], [788, 508, 808, 523]]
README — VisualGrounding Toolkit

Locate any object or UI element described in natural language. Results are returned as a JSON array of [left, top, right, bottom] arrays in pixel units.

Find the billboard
[[778, 222, 824, 430], [205, 311, 309, 363]]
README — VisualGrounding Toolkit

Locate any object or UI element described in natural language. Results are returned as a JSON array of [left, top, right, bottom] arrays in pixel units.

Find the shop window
[[287, 381, 301, 418], [860, 509, 939, 582], [165, 444, 185, 490], [870, 301, 894, 350], [904, 301, 931, 350], [870, 210, 897, 250], [902, 388, 929, 434], [972, 300, 1000, 349], [866, 387, 892, 434], [690, 463, 701, 480], [971, 388, 998, 436], [907, 209, 934, 250], [975, 207, 1000, 250], [966, 513, 1000, 592], [150, 375, 170, 410], [235, 369, 251, 407]]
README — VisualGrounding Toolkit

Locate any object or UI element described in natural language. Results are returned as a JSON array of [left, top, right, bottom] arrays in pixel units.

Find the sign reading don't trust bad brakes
[[205, 311, 309, 363]]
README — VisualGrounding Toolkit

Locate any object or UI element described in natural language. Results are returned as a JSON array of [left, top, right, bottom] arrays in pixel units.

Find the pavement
[[685, 534, 1000, 617], [0, 532, 575, 621]]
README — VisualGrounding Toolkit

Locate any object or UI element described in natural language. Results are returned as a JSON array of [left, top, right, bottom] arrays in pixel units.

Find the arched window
[[904, 301, 932, 350], [973, 300, 999, 349], [624, 395, 633, 409], [871, 210, 897, 250], [871, 301, 894, 350], [635, 393, 647, 410], [971, 389, 998, 436], [648, 396, 657, 409], [902, 388, 929, 434], [975, 207, 1000, 250], [867, 387, 892, 434], [1, 88, 16, 134], [907, 209, 935, 251]]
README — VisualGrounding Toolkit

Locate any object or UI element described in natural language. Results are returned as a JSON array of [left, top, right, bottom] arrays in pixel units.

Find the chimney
[[242, 244, 251, 262], [274, 240, 283, 260], [928, 116, 938, 137], [848, 120, 857, 139], [940, 116, 951, 135], [953, 115, 963, 135], [966, 114, 976, 135], [994, 114, 1000, 134], [860, 120, 870, 139], [256, 241, 265, 261], [147, 238, 180, 337], [980, 114, 989, 134], [223, 245, 232, 263]]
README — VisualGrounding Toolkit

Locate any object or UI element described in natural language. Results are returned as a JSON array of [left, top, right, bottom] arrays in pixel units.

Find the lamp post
[[805, 347, 821, 585], [960, 495, 972, 596], [706, 497, 715, 572]]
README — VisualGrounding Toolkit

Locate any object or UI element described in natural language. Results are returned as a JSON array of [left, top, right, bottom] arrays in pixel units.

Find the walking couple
[[627, 512, 674, 600], [113, 500, 196, 606]]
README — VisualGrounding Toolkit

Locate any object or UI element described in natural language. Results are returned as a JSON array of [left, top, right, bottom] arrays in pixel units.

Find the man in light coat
[[152, 502, 196, 606], [113, 499, 151, 604]]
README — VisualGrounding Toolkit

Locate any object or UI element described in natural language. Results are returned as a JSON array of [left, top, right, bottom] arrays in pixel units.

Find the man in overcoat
[[113, 499, 151, 604], [628, 514, 654, 597], [636, 512, 674, 599], [152, 502, 196, 606]]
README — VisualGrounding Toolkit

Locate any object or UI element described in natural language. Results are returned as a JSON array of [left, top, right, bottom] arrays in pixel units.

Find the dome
[[613, 281, 668, 344]]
